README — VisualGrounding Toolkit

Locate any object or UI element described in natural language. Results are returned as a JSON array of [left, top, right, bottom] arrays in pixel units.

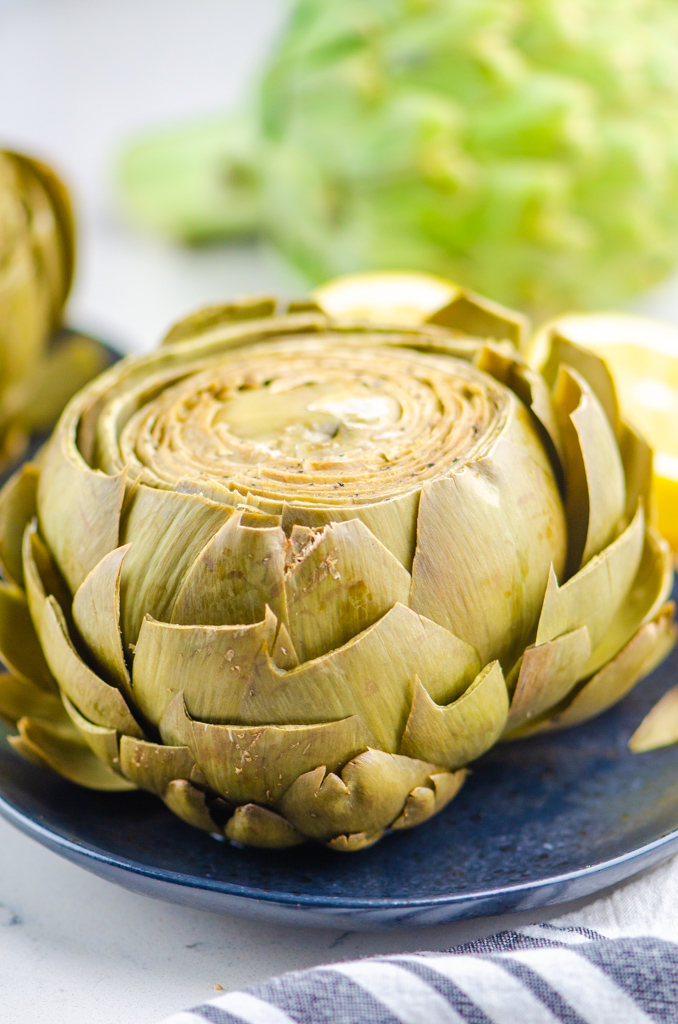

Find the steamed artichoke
[[120, 0, 678, 313], [0, 287, 674, 851], [0, 150, 109, 473]]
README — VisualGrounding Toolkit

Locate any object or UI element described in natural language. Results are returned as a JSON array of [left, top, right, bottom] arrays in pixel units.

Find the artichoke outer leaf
[[410, 400, 567, 667], [528, 603, 677, 735], [189, 603, 480, 753], [284, 518, 412, 662], [171, 508, 286, 628], [391, 769, 467, 831], [277, 749, 446, 843], [224, 804, 305, 848], [618, 420, 654, 526], [9, 717, 135, 791], [35, 591, 143, 739], [162, 779, 219, 833], [475, 345, 565, 469], [400, 662, 509, 769], [72, 544, 132, 697], [426, 290, 528, 348], [536, 503, 645, 651], [541, 333, 620, 437], [61, 693, 122, 772], [504, 626, 592, 735], [0, 461, 38, 586], [584, 526, 674, 678], [271, 621, 299, 669], [182, 704, 376, 806], [553, 365, 626, 575], [0, 581, 56, 691], [327, 831, 385, 852], [0, 672, 68, 728], [7, 333, 110, 436], [119, 735, 195, 795], [37, 435, 127, 594], [629, 685, 678, 753], [132, 608, 277, 726], [22, 521, 72, 640], [162, 297, 278, 346], [282, 489, 421, 572], [7, 150, 75, 306], [119, 484, 231, 646]]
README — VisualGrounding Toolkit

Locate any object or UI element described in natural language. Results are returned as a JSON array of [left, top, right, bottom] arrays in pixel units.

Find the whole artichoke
[[0, 150, 108, 472], [121, 0, 678, 313], [0, 288, 673, 851]]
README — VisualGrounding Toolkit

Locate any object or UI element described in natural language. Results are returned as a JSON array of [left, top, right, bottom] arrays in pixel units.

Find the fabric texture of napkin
[[160, 923, 678, 1023]]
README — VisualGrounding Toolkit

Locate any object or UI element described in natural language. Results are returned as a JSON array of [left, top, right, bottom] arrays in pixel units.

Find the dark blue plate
[[1, 586, 678, 929]]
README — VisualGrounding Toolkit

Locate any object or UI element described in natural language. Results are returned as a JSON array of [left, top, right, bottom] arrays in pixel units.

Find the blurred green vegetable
[[0, 150, 109, 472], [120, 0, 678, 313]]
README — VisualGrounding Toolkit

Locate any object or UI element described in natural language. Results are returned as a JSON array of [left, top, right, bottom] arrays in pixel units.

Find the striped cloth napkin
[[160, 924, 678, 1023]]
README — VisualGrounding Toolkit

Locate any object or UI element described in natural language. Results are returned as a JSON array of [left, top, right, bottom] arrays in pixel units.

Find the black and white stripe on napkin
[[160, 924, 678, 1023]]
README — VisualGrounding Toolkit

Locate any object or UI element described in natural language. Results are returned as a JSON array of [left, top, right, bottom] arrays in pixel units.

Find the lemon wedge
[[531, 312, 678, 551], [313, 271, 460, 326]]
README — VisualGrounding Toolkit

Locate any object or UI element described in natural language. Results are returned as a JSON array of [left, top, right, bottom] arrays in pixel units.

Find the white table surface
[[3, 2, 678, 1021]]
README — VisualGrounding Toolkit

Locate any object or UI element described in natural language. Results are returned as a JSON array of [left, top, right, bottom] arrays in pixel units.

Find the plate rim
[[1, 785, 677, 911]]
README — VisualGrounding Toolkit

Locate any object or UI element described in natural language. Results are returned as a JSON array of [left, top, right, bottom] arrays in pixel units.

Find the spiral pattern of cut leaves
[[0, 287, 674, 850]]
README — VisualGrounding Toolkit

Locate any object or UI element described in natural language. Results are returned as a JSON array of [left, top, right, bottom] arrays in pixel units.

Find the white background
[[2, 2, 678, 1021]]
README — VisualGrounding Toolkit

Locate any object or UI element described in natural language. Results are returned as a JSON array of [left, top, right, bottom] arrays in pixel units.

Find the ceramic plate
[[1, 586, 678, 929]]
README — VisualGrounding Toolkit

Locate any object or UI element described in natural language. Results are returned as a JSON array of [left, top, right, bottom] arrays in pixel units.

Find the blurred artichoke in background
[[121, 0, 678, 314], [0, 150, 109, 473], [0, 288, 674, 851]]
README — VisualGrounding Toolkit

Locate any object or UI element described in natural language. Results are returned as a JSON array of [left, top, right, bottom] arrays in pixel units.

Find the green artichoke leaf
[[0, 461, 38, 586], [326, 832, 386, 852], [119, 735, 196, 795], [504, 626, 592, 735], [282, 489, 421, 571], [390, 770, 467, 831], [584, 526, 673, 678], [171, 508, 286, 627], [170, 700, 376, 806], [132, 609, 277, 726], [271, 621, 299, 669], [536, 503, 645, 650], [400, 661, 508, 768], [618, 419, 653, 525], [553, 365, 626, 575], [284, 518, 412, 662], [278, 749, 447, 843], [72, 544, 132, 697], [0, 672, 68, 729], [37, 595, 143, 738], [9, 716, 135, 792], [162, 296, 278, 346], [157, 603, 480, 753], [119, 484, 231, 646], [528, 603, 677, 734], [629, 685, 678, 753], [38, 432, 127, 594], [475, 344, 565, 469], [22, 521, 72, 636], [23, 525, 142, 737], [61, 692, 122, 772], [162, 779, 219, 833], [426, 289, 528, 347], [224, 804, 305, 849], [0, 581, 56, 691], [541, 332, 620, 437], [410, 400, 566, 667]]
